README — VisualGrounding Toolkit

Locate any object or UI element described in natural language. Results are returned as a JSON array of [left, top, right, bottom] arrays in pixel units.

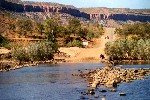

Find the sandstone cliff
[[80, 8, 150, 22], [1, 0, 150, 22], [89, 13, 150, 22], [0, 0, 90, 19]]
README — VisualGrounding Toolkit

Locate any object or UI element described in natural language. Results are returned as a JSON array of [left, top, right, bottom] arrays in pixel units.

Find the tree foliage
[[105, 38, 150, 60], [13, 41, 58, 62], [106, 23, 150, 61], [68, 18, 81, 36], [34, 22, 43, 35], [2, 13, 104, 48], [16, 19, 33, 37], [115, 23, 150, 37], [43, 18, 61, 42], [0, 34, 9, 47]]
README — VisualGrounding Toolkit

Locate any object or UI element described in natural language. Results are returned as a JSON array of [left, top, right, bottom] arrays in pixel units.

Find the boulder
[[105, 80, 117, 87]]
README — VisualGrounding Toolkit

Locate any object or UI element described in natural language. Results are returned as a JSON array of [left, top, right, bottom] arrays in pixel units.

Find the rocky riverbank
[[0, 60, 57, 72], [76, 66, 150, 88]]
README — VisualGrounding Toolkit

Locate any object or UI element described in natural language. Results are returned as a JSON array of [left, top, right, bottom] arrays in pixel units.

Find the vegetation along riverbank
[[0, 1, 150, 72]]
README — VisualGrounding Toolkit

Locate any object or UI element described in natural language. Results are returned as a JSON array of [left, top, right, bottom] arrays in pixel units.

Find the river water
[[0, 63, 150, 100]]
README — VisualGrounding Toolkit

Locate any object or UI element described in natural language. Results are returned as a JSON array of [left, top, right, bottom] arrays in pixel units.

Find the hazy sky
[[22, 0, 150, 9]]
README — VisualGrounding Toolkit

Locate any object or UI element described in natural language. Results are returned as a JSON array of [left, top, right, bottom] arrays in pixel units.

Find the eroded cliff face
[[0, 0, 150, 22], [0, 0, 90, 19], [90, 13, 150, 22], [0, 0, 24, 12]]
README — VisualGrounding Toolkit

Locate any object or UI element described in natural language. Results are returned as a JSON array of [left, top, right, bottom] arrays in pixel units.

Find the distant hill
[[79, 7, 150, 14], [4, 0, 21, 3], [79, 7, 150, 22], [0, 0, 150, 23]]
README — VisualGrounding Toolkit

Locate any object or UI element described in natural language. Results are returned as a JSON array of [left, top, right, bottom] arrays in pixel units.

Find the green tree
[[68, 18, 81, 36], [115, 23, 150, 38], [96, 24, 104, 37], [35, 22, 43, 35], [0, 34, 9, 47], [86, 31, 94, 40], [16, 19, 33, 37], [43, 18, 60, 42], [105, 38, 150, 60], [13, 41, 58, 63]]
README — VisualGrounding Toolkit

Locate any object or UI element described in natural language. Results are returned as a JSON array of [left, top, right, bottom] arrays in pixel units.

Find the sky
[[22, 0, 150, 9]]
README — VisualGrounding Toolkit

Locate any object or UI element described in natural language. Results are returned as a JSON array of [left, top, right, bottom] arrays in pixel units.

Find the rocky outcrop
[[0, 0, 90, 19], [76, 67, 150, 88], [1, 0, 150, 22], [0, 0, 24, 12], [90, 13, 150, 22]]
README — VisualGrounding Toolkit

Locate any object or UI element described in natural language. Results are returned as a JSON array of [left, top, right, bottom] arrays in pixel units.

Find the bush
[[115, 23, 150, 38], [0, 34, 9, 48], [105, 38, 150, 60], [86, 31, 94, 40], [66, 38, 83, 47], [13, 41, 58, 62], [13, 47, 28, 62]]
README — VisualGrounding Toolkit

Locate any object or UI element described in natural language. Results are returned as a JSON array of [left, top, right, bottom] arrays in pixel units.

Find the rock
[[77, 66, 150, 90], [105, 80, 117, 87], [90, 91, 95, 95], [141, 71, 147, 75], [86, 89, 95, 95], [94, 94, 99, 98], [91, 80, 99, 88], [114, 77, 121, 83], [134, 70, 138, 73], [110, 89, 117, 92], [119, 93, 126, 96], [91, 83, 97, 88], [115, 66, 122, 69], [0, 63, 11, 71], [81, 92, 86, 95], [99, 90, 107, 92]]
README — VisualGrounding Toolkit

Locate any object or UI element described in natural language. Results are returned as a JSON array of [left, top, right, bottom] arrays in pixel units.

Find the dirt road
[[58, 28, 116, 63]]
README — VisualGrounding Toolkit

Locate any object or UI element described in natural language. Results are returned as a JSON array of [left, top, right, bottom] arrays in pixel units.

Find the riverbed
[[0, 63, 150, 100]]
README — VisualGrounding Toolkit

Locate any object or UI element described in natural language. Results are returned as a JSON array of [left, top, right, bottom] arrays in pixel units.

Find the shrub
[[13, 47, 28, 62], [86, 31, 94, 40], [115, 23, 150, 38], [0, 34, 9, 48], [66, 38, 83, 47], [12, 41, 57, 62], [105, 38, 150, 60]]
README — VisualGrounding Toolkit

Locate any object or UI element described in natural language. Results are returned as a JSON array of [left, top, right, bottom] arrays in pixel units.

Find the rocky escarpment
[[81, 8, 150, 22], [1, 0, 150, 22], [0, 0, 90, 19], [90, 13, 150, 22]]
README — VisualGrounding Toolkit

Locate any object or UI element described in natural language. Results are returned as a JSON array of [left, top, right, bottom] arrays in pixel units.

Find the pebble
[[119, 93, 126, 96], [94, 94, 99, 98], [109, 89, 117, 92], [99, 90, 107, 92], [86, 89, 95, 95]]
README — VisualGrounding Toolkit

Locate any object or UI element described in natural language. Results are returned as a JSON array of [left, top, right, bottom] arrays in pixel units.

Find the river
[[0, 63, 150, 100]]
